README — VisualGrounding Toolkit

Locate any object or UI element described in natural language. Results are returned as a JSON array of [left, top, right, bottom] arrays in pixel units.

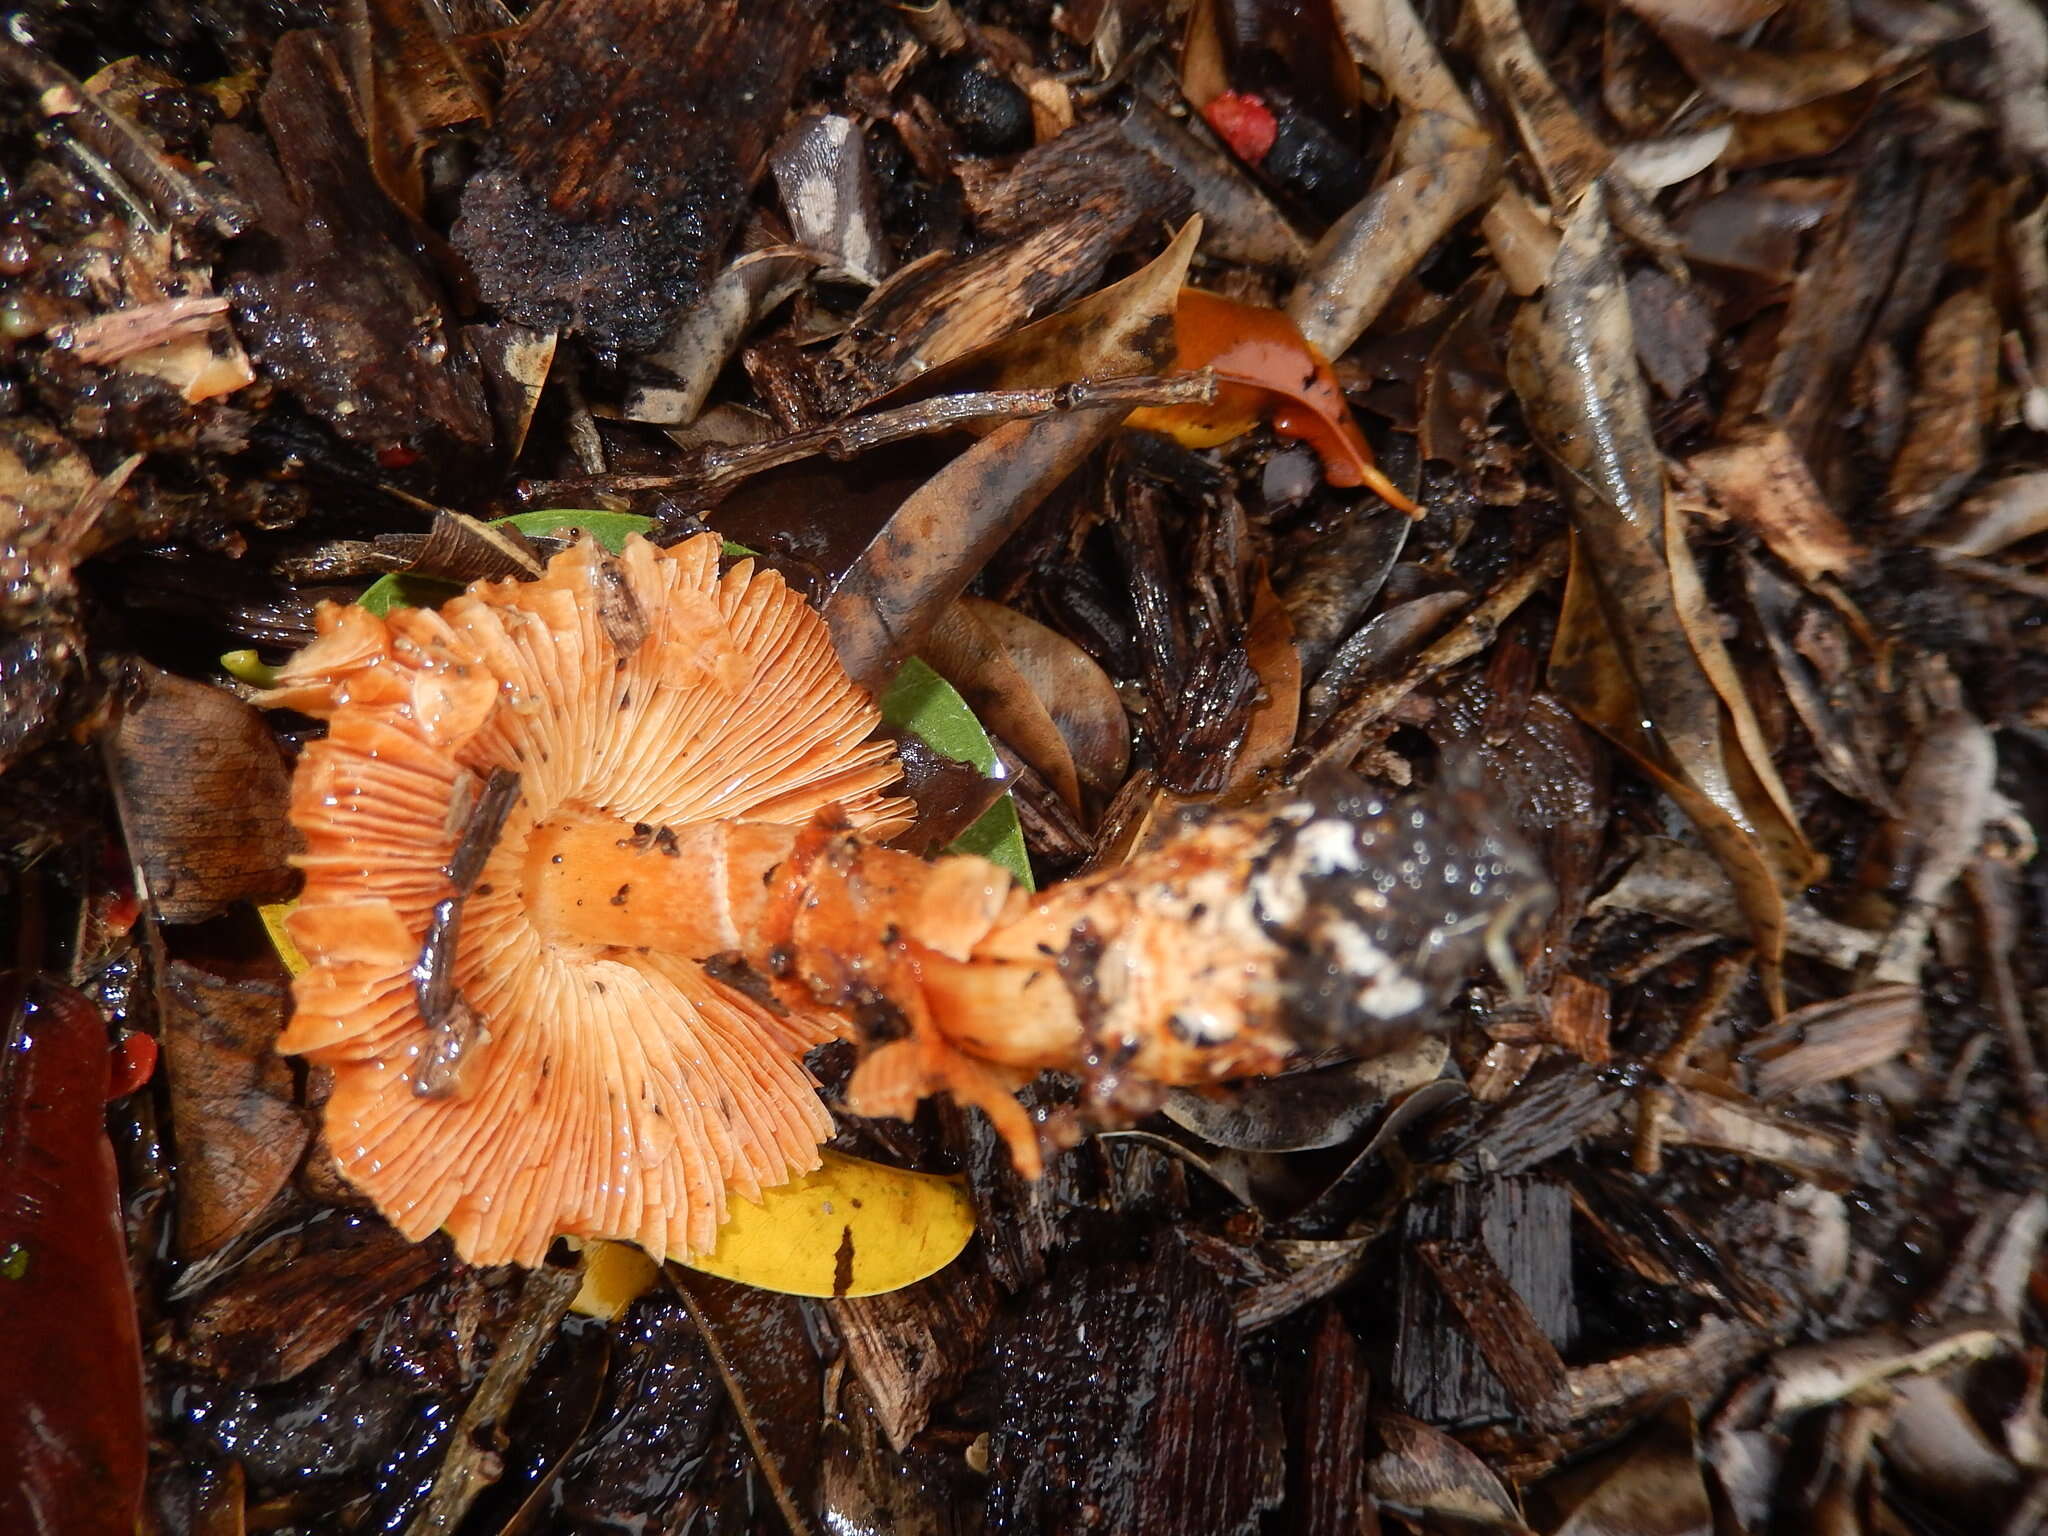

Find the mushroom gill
[[268, 534, 910, 1265], [269, 531, 1549, 1268]]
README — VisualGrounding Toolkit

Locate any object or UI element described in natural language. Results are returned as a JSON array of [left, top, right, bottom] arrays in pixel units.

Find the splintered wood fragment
[[1292, 1307, 1372, 1536], [1416, 1238, 1571, 1428], [1394, 1179, 1575, 1425], [404, 1260, 582, 1535], [455, 0, 826, 355], [831, 1261, 999, 1452]]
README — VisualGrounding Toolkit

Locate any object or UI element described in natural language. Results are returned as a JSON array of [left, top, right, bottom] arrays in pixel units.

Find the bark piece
[[1393, 1177, 1576, 1425], [454, 0, 825, 356], [988, 1238, 1281, 1535]]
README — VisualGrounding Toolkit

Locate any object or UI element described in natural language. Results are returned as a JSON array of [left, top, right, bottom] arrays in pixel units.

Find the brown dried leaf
[[1689, 422, 1865, 585], [925, 601, 1086, 810], [823, 220, 1199, 689], [1287, 110, 1502, 361], [1511, 199, 1822, 1012], [961, 597, 1131, 798], [1888, 285, 2001, 531], [1645, 19, 1886, 114], [107, 667, 297, 924], [159, 961, 310, 1257]]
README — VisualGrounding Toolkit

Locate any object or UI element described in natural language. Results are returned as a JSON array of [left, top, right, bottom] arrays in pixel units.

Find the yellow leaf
[[259, 901, 309, 976], [570, 1239, 661, 1321], [675, 1149, 974, 1298]]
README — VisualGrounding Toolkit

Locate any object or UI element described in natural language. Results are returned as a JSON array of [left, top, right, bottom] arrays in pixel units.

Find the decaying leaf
[[1512, 198, 1820, 1012], [106, 665, 297, 924], [158, 961, 309, 1257], [1688, 422, 1865, 586]]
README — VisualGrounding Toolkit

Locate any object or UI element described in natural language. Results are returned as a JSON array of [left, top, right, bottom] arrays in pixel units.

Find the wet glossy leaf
[[674, 1149, 975, 1298], [881, 658, 1034, 888], [356, 511, 659, 614], [1508, 197, 1821, 1012], [0, 976, 147, 1536], [1128, 287, 1419, 510]]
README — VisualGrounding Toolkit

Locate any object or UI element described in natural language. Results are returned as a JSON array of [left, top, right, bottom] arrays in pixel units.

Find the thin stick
[[520, 371, 1219, 504]]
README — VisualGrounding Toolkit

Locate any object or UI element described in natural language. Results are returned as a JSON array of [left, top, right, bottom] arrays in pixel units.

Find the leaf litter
[[3, 0, 2048, 1533]]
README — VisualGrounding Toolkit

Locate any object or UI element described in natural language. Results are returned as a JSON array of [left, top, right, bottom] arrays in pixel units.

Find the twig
[[519, 371, 1218, 504], [404, 1260, 582, 1536], [1288, 537, 1568, 779], [0, 23, 247, 241]]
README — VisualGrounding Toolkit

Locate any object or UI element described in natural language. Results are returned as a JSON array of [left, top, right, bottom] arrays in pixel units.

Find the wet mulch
[[6, 0, 2048, 1532]]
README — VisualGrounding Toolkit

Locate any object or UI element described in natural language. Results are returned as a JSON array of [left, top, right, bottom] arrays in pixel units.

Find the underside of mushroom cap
[[267, 534, 912, 1266]]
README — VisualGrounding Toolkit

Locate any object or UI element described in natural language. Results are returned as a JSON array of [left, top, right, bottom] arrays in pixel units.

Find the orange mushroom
[[267, 534, 1540, 1266], [1128, 288, 1421, 515]]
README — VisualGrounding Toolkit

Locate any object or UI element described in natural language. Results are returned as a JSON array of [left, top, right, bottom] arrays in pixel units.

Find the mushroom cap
[[268, 534, 911, 1265]]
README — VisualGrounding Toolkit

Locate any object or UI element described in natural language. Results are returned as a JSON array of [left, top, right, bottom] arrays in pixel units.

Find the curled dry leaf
[[1127, 287, 1420, 510], [1643, 19, 1888, 115], [1329, 0, 1556, 292], [1509, 198, 1821, 1012], [824, 219, 1200, 689], [1287, 110, 1501, 363], [622, 248, 817, 427]]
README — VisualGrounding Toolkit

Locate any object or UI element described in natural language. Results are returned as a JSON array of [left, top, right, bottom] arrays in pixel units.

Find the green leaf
[[357, 572, 460, 617], [880, 658, 1034, 889], [494, 509, 656, 552]]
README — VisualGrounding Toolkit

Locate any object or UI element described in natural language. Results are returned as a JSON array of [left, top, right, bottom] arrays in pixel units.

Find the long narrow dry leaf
[[1510, 198, 1821, 1013], [1288, 110, 1501, 360], [1329, 0, 1556, 293]]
